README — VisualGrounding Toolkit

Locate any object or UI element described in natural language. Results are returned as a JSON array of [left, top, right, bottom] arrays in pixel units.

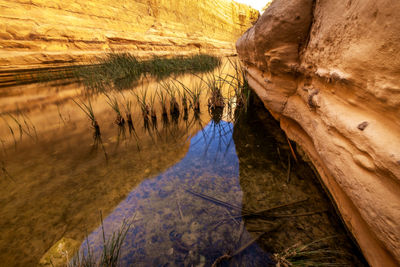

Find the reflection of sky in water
[[81, 120, 272, 266]]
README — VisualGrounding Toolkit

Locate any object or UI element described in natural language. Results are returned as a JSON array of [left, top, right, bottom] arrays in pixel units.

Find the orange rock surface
[[0, 0, 258, 70], [237, 0, 400, 266]]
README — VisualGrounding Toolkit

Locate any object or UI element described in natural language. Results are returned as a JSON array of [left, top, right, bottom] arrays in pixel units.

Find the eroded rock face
[[236, 0, 400, 266], [0, 0, 258, 70]]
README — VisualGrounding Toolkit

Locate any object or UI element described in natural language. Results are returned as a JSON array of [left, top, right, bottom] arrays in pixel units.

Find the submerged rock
[[38, 237, 80, 267], [236, 0, 400, 266]]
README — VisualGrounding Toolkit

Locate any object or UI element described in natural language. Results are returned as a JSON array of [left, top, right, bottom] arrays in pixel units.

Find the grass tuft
[[69, 214, 131, 267], [72, 98, 101, 136], [104, 93, 125, 126], [72, 53, 221, 92], [133, 88, 150, 118], [272, 236, 350, 267]]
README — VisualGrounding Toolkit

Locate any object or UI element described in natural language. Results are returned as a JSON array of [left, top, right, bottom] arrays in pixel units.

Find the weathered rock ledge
[[237, 0, 400, 266], [0, 0, 258, 71]]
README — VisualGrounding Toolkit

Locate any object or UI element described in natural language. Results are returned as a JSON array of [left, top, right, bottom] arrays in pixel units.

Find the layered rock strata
[[236, 0, 400, 266], [0, 0, 258, 71]]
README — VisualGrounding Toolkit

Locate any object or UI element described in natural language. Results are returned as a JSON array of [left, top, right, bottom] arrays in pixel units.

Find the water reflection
[[0, 59, 367, 266], [0, 86, 208, 266], [81, 120, 273, 266]]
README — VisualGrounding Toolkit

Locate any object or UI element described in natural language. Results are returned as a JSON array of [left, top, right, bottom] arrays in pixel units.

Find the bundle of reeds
[[72, 98, 101, 136], [69, 215, 132, 267], [119, 95, 134, 133], [173, 79, 203, 113], [194, 73, 225, 110], [224, 58, 251, 109], [104, 94, 125, 126], [133, 89, 150, 118], [272, 236, 349, 267], [169, 95, 180, 116], [157, 88, 168, 117], [181, 90, 188, 112], [70, 53, 221, 93], [159, 81, 180, 116]]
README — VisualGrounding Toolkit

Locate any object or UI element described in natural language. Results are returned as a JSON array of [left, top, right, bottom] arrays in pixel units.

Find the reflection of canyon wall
[[236, 0, 400, 266], [0, 0, 258, 71], [0, 85, 208, 266]]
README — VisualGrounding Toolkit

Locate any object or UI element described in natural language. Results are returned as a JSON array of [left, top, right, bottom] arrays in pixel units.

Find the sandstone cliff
[[0, 0, 258, 71], [236, 0, 400, 266]]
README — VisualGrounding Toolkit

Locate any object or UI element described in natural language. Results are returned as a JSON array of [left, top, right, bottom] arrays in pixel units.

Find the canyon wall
[[0, 0, 258, 71], [236, 0, 400, 266]]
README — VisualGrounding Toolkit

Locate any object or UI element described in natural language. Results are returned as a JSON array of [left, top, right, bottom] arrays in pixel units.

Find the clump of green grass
[[72, 98, 100, 136], [157, 87, 170, 127], [273, 236, 349, 267], [133, 88, 150, 118], [224, 58, 251, 109], [157, 88, 168, 116], [194, 72, 225, 110], [148, 92, 157, 120], [174, 79, 203, 112], [69, 215, 131, 267], [180, 90, 189, 121], [74, 53, 143, 92], [72, 99, 107, 160], [168, 91, 180, 117], [142, 54, 221, 80], [133, 88, 152, 130], [120, 95, 135, 133], [104, 93, 125, 126], [148, 92, 158, 128], [74, 65, 112, 94], [181, 90, 188, 112], [159, 81, 180, 116], [72, 53, 221, 92]]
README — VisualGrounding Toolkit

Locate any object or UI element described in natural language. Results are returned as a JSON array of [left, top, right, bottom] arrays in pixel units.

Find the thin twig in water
[[241, 198, 309, 217], [286, 136, 298, 163], [211, 232, 265, 267], [187, 188, 312, 224], [236, 221, 245, 246], [225, 208, 239, 225], [277, 147, 286, 169], [176, 192, 184, 221], [286, 153, 291, 183], [185, 188, 250, 213], [223, 198, 310, 222], [232, 232, 264, 257], [266, 209, 327, 218]]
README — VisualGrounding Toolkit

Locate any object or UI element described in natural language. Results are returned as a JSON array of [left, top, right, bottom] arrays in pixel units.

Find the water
[[82, 120, 274, 266], [0, 64, 366, 266]]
